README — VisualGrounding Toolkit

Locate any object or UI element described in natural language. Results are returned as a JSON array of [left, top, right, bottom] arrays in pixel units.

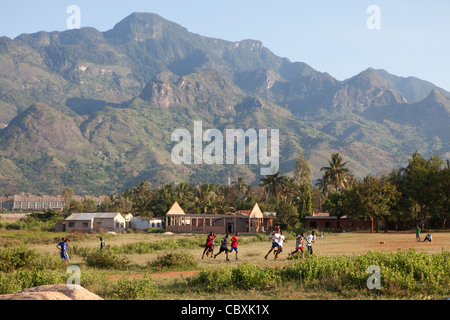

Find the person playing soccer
[[214, 233, 231, 261], [264, 231, 280, 260], [289, 233, 305, 258], [305, 231, 316, 255], [202, 232, 215, 259], [230, 232, 239, 260], [274, 230, 286, 260], [206, 232, 217, 258]]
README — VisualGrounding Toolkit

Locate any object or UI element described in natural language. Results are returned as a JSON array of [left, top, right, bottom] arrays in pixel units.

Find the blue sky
[[1, 0, 449, 91]]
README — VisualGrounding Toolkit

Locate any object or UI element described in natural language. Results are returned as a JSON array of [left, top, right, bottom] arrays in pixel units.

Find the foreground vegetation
[[1, 229, 449, 300]]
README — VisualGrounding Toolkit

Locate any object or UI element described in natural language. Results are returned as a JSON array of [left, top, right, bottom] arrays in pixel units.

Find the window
[[68, 222, 75, 228], [82, 222, 89, 228]]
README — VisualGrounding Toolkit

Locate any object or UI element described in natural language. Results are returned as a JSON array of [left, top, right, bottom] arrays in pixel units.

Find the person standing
[[230, 232, 239, 260], [416, 226, 421, 242], [100, 236, 105, 251], [305, 231, 316, 255], [57, 238, 70, 263]]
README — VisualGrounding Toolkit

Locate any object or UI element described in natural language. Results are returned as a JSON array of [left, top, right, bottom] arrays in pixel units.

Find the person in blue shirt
[[57, 237, 70, 263]]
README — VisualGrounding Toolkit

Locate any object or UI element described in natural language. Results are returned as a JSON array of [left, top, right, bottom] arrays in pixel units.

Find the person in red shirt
[[230, 232, 239, 260], [202, 232, 215, 259]]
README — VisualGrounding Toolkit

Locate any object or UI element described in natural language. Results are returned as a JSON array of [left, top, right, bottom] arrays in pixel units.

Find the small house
[[131, 216, 164, 231], [65, 212, 128, 233]]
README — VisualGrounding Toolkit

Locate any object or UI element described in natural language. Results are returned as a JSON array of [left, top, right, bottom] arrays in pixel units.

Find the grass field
[[1, 228, 450, 300]]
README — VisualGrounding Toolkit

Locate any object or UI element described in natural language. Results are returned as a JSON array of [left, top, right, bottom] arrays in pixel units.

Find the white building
[[65, 212, 129, 233], [131, 216, 163, 231]]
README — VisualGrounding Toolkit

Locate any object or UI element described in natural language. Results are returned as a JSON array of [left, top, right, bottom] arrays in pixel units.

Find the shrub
[[82, 249, 130, 269], [0, 269, 65, 295], [149, 251, 198, 270], [232, 262, 281, 290], [109, 277, 157, 300], [0, 246, 65, 272], [195, 262, 281, 291]]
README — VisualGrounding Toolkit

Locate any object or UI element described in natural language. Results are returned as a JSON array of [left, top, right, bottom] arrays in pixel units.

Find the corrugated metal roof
[[65, 212, 121, 221]]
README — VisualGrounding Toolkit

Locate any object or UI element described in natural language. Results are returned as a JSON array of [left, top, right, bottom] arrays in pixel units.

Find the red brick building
[[305, 212, 372, 230]]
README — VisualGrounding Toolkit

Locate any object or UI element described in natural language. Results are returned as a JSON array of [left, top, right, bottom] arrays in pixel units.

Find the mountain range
[[0, 12, 449, 195]]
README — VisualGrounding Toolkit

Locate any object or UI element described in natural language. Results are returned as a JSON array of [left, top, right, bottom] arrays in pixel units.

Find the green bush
[[150, 250, 198, 270], [109, 277, 157, 300], [193, 249, 450, 297], [196, 262, 281, 291], [82, 249, 130, 269], [0, 246, 65, 272], [0, 269, 65, 295], [232, 262, 281, 290]]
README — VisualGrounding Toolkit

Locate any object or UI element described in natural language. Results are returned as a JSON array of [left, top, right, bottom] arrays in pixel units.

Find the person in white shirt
[[274, 231, 286, 260], [264, 231, 280, 260], [305, 231, 316, 255]]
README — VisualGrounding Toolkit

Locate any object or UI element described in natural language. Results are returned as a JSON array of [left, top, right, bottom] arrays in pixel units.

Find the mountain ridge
[[0, 12, 448, 195]]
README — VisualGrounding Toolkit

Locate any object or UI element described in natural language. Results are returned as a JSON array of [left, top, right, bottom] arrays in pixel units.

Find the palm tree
[[315, 177, 330, 197], [320, 153, 352, 192], [232, 176, 248, 199], [193, 183, 216, 214], [280, 176, 297, 203], [260, 170, 284, 200]]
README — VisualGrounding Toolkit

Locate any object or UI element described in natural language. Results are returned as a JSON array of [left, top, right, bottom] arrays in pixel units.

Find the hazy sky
[[1, 0, 449, 90]]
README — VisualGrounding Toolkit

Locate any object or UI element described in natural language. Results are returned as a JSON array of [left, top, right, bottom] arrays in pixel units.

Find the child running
[[274, 230, 285, 260], [206, 232, 217, 258], [230, 232, 239, 260], [288, 233, 304, 258], [305, 231, 316, 255], [202, 232, 215, 259], [214, 233, 230, 261], [264, 230, 280, 260]]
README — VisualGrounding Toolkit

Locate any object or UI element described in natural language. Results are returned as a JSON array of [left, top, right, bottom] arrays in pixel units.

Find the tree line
[[64, 150, 450, 232]]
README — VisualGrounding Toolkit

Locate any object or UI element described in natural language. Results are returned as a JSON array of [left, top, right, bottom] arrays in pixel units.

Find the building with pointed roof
[[165, 202, 273, 234]]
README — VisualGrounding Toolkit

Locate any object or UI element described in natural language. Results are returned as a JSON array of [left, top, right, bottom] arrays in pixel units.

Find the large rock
[[0, 284, 103, 300]]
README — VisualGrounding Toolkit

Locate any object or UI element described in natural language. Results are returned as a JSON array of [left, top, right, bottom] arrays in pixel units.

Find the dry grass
[[24, 230, 450, 268]]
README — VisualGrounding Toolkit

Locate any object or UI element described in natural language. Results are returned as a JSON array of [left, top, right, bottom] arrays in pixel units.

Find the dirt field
[[61, 230, 450, 280]]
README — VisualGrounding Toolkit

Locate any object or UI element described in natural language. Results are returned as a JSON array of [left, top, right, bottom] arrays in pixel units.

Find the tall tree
[[437, 160, 450, 229], [320, 153, 353, 192], [347, 176, 400, 233], [232, 176, 248, 203], [260, 170, 284, 200], [400, 152, 443, 230], [293, 150, 312, 186], [62, 187, 75, 212]]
